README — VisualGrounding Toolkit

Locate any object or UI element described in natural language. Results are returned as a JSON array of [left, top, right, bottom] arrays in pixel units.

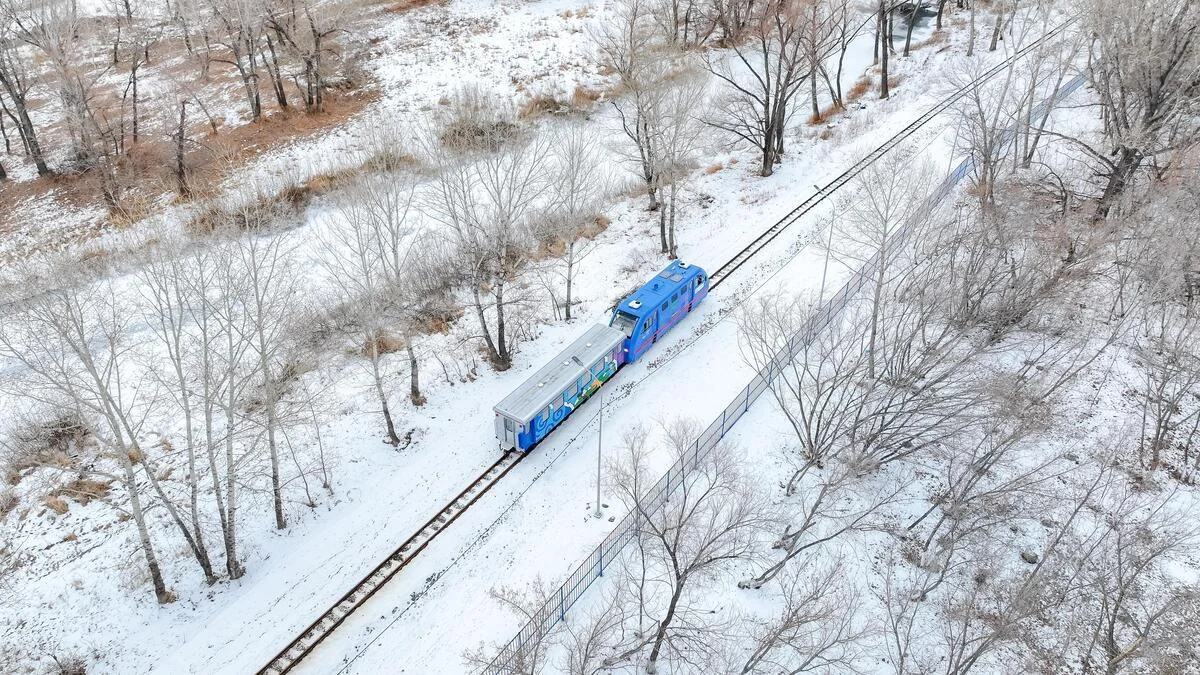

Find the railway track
[[257, 450, 527, 675], [708, 17, 1076, 290], [258, 20, 1078, 675]]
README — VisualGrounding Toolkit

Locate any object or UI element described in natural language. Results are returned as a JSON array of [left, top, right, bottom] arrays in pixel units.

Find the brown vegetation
[[42, 496, 69, 515], [387, 0, 448, 13], [54, 479, 112, 506]]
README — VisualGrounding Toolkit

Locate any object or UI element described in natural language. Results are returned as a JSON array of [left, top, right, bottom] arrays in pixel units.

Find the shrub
[[3, 413, 90, 482], [54, 479, 111, 506], [42, 495, 69, 515], [51, 654, 87, 675], [438, 85, 519, 152], [0, 488, 17, 518], [360, 331, 406, 356]]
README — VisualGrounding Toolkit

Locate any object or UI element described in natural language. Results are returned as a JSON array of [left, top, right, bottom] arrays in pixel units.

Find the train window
[[671, 293, 678, 303], [504, 418, 514, 432], [697, 275, 705, 286], [611, 311, 638, 338], [661, 301, 668, 311]]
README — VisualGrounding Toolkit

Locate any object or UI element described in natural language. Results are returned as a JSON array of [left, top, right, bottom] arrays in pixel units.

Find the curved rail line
[[257, 450, 527, 675], [258, 19, 1077, 675], [707, 16, 1076, 290]]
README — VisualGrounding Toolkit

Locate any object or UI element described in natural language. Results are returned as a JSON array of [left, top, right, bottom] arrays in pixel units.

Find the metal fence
[[484, 72, 1087, 675]]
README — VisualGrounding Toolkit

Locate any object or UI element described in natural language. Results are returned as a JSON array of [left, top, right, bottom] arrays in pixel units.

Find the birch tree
[[236, 229, 301, 530], [0, 275, 173, 602], [427, 135, 550, 370], [321, 176, 420, 445]]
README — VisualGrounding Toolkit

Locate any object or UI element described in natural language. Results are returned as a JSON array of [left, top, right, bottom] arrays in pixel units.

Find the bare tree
[[648, 70, 708, 259], [320, 175, 420, 445], [235, 227, 301, 530], [427, 133, 551, 371], [264, 0, 345, 113], [541, 124, 610, 320], [739, 557, 866, 673], [138, 252, 220, 585], [829, 152, 936, 379], [0, 274, 173, 603], [203, 0, 266, 121], [706, 0, 812, 176], [1081, 0, 1200, 221], [595, 0, 670, 216], [1073, 485, 1200, 674], [609, 418, 774, 673], [464, 578, 560, 675], [556, 583, 634, 675], [0, 11, 51, 176]]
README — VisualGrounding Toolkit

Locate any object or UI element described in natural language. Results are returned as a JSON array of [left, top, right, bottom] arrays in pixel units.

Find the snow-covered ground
[[7, 0, 1192, 674]]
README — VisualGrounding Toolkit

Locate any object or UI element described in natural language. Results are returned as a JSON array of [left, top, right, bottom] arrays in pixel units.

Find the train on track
[[493, 260, 709, 451]]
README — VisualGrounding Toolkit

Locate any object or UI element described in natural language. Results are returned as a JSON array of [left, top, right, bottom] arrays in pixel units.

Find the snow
[[3, 1, 1197, 674]]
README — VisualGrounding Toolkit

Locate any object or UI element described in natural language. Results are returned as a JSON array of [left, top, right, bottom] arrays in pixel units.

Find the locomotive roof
[[494, 323, 626, 423], [616, 260, 705, 318]]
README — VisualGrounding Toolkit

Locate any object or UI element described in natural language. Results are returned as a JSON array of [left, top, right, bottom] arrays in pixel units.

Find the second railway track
[[707, 17, 1076, 290]]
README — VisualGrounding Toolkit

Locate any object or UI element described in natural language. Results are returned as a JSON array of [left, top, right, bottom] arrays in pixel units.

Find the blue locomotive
[[493, 260, 709, 451]]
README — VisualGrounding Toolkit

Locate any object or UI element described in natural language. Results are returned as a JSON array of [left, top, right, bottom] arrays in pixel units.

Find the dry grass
[[571, 85, 603, 108], [422, 304, 464, 335], [359, 331, 407, 356], [55, 479, 111, 506], [847, 76, 872, 101], [42, 495, 69, 515], [387, 0, 446, 13], [0, 488, 17, 518], [705, 163, 724, 174], [809, 101, 845, 125], [519, 94, 566, 119]]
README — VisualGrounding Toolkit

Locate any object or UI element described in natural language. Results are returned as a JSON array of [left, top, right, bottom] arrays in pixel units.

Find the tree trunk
[[967, 2, 976, 57], [658, 203, 669, 253], [175, 102, 191, 197], [472, 282, 501, 366], [407, 339, 424, 406], [810, 68, 819, 121], [122, 455, 174, 603], [494, 278, 511, 370], [667, 182, 678, 259], [267, 401, 285, 529], [0, 78, 52, 175], [264, 33, 289, 109], [646, 578, 686, 672], [879, 2, 890, 99], [988, 11, 1002, 51], [1093, 146, 1142, 222], [564, 244, 575, 321], [903, 1, 920, 56], [369, 329, 401, 446]]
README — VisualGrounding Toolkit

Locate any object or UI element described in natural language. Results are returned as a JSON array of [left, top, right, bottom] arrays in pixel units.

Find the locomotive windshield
[[611, 311, 638, 337]]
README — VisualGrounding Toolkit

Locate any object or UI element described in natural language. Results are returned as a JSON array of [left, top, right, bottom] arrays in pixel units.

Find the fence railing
[[484, 71, 1086, 675]]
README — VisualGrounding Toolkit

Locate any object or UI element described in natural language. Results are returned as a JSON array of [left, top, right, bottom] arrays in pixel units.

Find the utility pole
[[595, 393, 603, 518]]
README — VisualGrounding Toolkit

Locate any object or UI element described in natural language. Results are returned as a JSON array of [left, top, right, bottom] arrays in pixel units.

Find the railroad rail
[[707, 16, 1076, 290], [257, 450, 527, 675]]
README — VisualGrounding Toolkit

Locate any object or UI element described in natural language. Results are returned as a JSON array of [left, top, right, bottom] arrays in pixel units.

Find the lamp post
[[595, 393, 603, 518]]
